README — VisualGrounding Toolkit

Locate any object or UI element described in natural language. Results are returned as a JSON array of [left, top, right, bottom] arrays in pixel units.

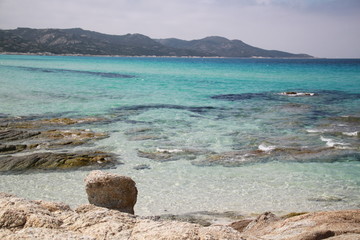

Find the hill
[[0, 28, 312, 58], [156, 36, 311, 58]]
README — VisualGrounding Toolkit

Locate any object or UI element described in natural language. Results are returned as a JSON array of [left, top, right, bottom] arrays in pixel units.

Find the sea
[[0, 54, 359, 217]]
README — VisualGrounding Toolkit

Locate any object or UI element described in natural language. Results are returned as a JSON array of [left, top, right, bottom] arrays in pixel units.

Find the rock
[[84, 171, 138, 214], [0, 144, 27, 154], [229, 219, 252, 232], [1, 192, 359, 240], [0, 115, 115, 173], [0, 129, 40, 142], [129, 219, 243, 240], [133, 164, 151, 170], [193, 146, 360, 167], [5, 117, 105, 129], [0, 117, 109, 154], [281, 212, 308, 219], [152, 214, 213, 227], [237, 210, 360, 240], [328, 234, 360, 240], [124, 127, 154, 135], [0, 192, 68, 230], [242, 211, 280, 232], [33, 200, 72, 212], [330, 115, 360, 124], [69, 204, 137, 239], [0, 228, 96, 240], [198, 150, 262, 167], [124, 127, 166, 141], [308, 195, 343, 202], [0, 192, 244, 239], [0, 152, 117, 173], [39, 117, 104, 126], [128, 135, 163, 141], [152, 211, 245, 227], [36, 129, 109, 149]]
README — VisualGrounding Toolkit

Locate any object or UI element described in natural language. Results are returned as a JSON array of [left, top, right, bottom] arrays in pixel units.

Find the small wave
[[279, 92, 315, 97], [320, 136, 350, 148], [156, 148, 183, 153], [342, 131, 358, 137], [306, 129, 326, 133], [258, 144, 276, 153]]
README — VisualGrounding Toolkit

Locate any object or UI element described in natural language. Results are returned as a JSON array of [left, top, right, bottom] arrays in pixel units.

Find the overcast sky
[[0, 0, 359, 58]]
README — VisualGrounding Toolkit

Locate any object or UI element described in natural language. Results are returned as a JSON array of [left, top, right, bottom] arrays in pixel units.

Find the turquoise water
[[0, 55, 359, 216]]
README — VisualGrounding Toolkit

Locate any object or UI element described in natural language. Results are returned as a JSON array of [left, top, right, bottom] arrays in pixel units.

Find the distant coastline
[[0, 52, 316, 59], [0, 28, 313, 58]]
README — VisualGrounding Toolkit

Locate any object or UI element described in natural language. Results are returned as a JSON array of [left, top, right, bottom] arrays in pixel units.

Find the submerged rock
[[0, 117, 109, 153], [133, 164, 151, 170], [308, 195, 344, 202], [0, 129, 40, 142], [124, 127, 154, 135], [0, 152, 117, 173], [197, 150, 264, 167], [211, 92, 276, 101], [0, 144, 27, 154], [128, 135, 164, 141], [137, 148, 210, 162], [84, 171, 138, 214], [193, 146, 360, 167], [4, 117, 105, 129], [36, 129, 109, 149], [124, 127, 167, 141], [0, 116, 114, 172], [330, 115, 360, 124]]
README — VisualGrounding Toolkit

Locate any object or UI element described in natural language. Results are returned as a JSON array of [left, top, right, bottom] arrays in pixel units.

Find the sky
[[0, 0, 359, 58]]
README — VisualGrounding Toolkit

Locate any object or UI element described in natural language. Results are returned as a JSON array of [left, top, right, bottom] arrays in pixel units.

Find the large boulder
[[84, 171, 138, 214]]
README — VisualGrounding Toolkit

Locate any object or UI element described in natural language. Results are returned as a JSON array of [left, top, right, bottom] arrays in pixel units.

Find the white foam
[[156, 148, 183, 153], [342, 131, 358, 137], [279, 92, 315, 97], [258, 144, 276, 153], [320, 136, 350, 148], [306, 129, 324, 133]]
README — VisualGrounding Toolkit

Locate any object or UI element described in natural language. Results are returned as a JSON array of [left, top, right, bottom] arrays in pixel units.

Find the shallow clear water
[[0, 55, 359, 216]]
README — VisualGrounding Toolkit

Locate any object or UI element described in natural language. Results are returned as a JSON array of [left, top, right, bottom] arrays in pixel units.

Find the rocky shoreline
[[0, 170, 359, 240]]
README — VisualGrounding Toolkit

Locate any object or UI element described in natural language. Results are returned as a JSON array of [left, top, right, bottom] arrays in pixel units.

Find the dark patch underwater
[[14, 66, 135, 79]]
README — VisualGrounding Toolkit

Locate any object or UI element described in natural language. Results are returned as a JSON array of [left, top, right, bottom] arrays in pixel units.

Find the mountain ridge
[[0, 28, 312, 58]]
